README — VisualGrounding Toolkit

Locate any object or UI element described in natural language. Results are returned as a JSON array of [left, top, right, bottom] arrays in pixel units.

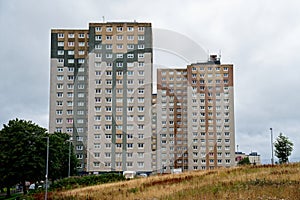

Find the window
[[57, 84, 63, 89], [67, 110, 73, 115], [58, 33, 64, 38], [106, 54, 113, 58], [127, 35, 134, 40], [58, 42, 64, 47], [138, 44, 144, 49], [106, 27, 113, 32], [138, 35, 144, 40], [95, 44, 102, 49], [138, 88, 144, 94], [138, 53, 144, 58], [105, 124, 111, 130], [117, 35, 123, 40], [116, 62, 123, 67], [116, 44, 123, 49], [138, 143, 144, 148], [117, 26, 123, 32], [76, 145, 83, 150], [127, 54, 134, 58], [127, 26, 134, 31], [127, 71, 134, 76], [138, 162, 144, 168], [56, 110, 63, 115], [138, 124, 144, 130], [117, 71, 123, 76], [138, 97, 144, 103], [106, 71, 112, 76], [138, 106, 144, 112], [106, 35, 112, 40], [106, 44, 112, 49], [78, 33, 85, 38], [138, 152, 144, 158], [94, 143, 101, 149], [138, 62, 144, 67], [127, 44, 134, 49], [66, 127, 73, 133], [138, 71, 144, 76], [57, 50, 64, 55], [138, 27, 144, 31], [113, 55, 122, 60], [127, 79, 134, 85], [57, 75, 64, 81], [68, 42, 74, 47], [128, 88, 134, 94], [95, 27, 102, 32], [56, 118, 62, 124], [67, 92, 73, 98]]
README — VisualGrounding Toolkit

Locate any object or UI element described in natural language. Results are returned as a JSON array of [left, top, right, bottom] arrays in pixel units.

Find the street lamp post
[[270, 128, 274, 165], [68, 140, 71, 177], [45, 137, 49, 200]]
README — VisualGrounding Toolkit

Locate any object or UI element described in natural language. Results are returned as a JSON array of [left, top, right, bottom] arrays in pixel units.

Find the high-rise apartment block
[[49, 22, 153, 173], [156, 55, 235, 172], [49, 21, 235, 174]]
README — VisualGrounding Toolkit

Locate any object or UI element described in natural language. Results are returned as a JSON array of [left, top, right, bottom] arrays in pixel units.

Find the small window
[[127, 26, 134, 31]]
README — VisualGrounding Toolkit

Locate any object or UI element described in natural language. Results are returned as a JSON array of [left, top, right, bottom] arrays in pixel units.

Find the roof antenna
[[207, 50, 210, 61], [219, 49, 222, 61], [102, 16, 105, 23]]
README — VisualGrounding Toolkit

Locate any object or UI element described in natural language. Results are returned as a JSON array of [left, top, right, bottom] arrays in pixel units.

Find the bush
[[50, 173, 125, 190]]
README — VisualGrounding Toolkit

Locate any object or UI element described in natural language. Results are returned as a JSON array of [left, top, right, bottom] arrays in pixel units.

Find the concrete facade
[[49, 22, 153, 173], [156, 55, 236, 171], [49, 22, 236, 174]]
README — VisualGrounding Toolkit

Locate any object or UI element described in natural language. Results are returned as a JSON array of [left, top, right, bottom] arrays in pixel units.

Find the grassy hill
[[49, 163, 300, 199]]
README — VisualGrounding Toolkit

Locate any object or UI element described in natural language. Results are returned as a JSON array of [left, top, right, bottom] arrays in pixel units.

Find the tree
[[274, 133, 293, 164], [0, 119, 47, 197], [48, 132, 78, 180], [0, 119, 78, 197], [238, 157, 251, 165]]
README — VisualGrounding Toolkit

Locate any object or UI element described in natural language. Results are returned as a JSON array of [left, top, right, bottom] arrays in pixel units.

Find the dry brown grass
[[48, 163, 300, 200]]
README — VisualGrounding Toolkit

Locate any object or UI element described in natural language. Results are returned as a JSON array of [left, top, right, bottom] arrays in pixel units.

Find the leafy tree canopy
[[274, 133, 293, 164], [0, 118, 78, 197], [238, 157, 251, 165]]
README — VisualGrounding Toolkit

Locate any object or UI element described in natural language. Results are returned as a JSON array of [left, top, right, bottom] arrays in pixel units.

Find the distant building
[[49, 21, 236, 174], [235, 151, 247, 165], [235, 151, 261, 165], [157, 55, 236, 172], [248, 152, 261, 165], [49, 21, 153, 174]]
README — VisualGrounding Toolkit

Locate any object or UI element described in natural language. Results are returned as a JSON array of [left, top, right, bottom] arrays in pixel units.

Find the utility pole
[[68, 140, 71, 177], [45, 137, 49, 200], [270, 128, 274, 165]]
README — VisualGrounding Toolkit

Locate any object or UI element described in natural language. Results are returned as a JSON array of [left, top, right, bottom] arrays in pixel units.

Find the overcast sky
[[1, 0, 300, 163]]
